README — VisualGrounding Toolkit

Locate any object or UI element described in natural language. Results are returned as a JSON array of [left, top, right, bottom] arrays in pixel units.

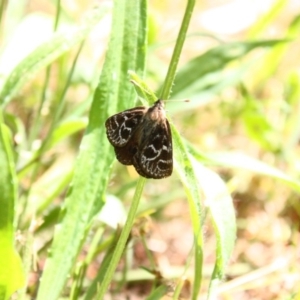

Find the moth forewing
[[105, 107, 146, 147], [105, 99, 173, 179]]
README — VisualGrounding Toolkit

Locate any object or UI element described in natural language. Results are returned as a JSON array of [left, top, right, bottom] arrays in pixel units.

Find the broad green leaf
[[189, 160, 235, 299], [173, 128, 204, 299], [36, 0, 147, 299], [0, 120, 25, 299], [0, 6, 109, 105]]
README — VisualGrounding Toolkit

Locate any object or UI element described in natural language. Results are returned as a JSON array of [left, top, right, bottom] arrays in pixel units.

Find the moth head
[[147, 99, 166, 121]]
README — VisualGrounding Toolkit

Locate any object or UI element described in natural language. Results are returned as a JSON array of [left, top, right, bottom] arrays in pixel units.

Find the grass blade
[[0, 6, 108, 105], [35, 0, 147, 299]]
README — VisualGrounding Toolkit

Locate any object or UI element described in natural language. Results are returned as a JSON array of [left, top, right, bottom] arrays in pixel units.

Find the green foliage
[[0, 0, 299, 299], [0, 120, 25, 300], [36, 0, 147, 299]]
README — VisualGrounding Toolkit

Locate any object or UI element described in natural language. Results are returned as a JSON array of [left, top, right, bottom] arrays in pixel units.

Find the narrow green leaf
[[247, 13, 300, 85], [167, 40, 288, 109], [248, 0, 288, 38], [0, 5, 108, 105], [239, 83, 280, 152], [145, 285, 169, 300], [49, 118, 88, 148], [36, 0, 147, 299], [0, 120, 25, 299], [129, 70, 157, 104], [172, 40, 287, 95], [172, 127, 204, 299], [202, 151, 300, 193]]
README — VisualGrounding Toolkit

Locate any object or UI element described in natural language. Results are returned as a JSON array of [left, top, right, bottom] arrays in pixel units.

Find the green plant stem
[[96, 177, 146, 299], [97, 0, 196, 297], [160, 0, 196, 100]]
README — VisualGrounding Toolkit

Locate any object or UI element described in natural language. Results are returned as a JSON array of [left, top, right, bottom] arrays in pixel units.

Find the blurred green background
[[1, 0, 300, 299]]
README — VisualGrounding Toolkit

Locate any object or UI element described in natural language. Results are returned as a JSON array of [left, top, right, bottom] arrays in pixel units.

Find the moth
[[105, 99, 172, 179]]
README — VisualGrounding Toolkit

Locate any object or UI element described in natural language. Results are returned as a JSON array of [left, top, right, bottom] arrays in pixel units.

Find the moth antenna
[[161, 98, 190, 103]]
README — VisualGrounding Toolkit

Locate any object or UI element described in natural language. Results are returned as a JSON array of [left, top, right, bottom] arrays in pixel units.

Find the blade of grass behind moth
[[173, 130, 237, 299], [36, 0, 147, 299], [187, 159, 236, 299], [172, 125, 204, 300]]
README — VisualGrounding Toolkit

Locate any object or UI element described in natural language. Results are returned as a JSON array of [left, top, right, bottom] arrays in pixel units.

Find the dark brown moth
[[105, 99, 172, 179]]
